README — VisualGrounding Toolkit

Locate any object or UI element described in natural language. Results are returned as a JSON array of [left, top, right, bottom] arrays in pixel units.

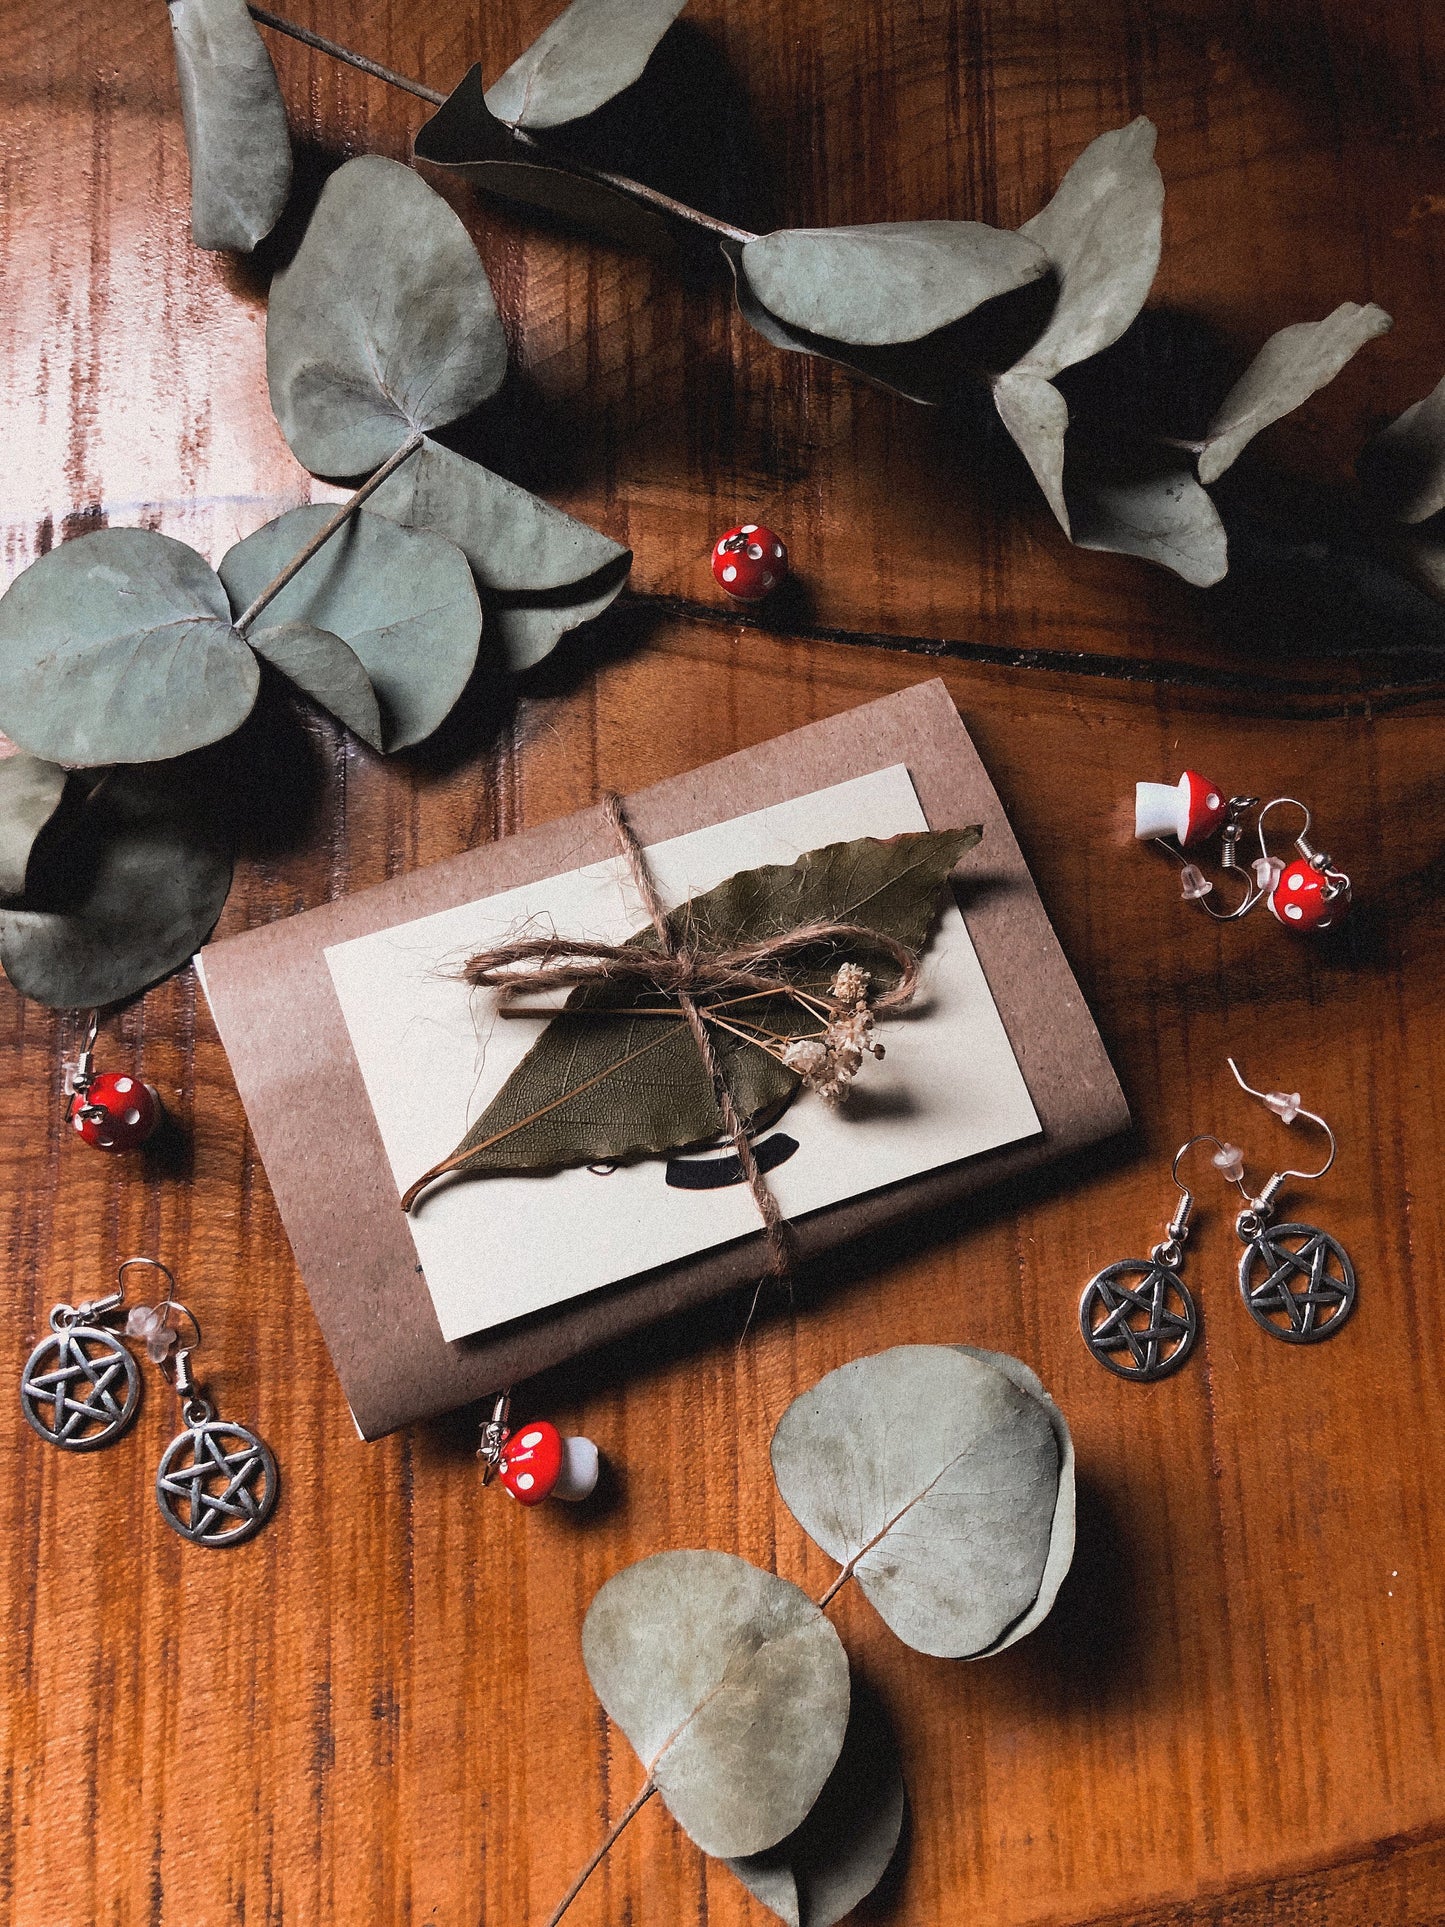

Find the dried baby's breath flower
[[831, 961, 870, 1008], [783, 1038, 829, 1079], [780, 962, 888, 1104]]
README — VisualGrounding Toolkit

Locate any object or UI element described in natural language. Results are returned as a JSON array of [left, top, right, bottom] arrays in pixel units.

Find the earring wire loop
[[1256, 797, 1311, 862], [116, 1258, 203, 1356], [1171, 1132, 1242, 1195], [116, 1256, 176, 1304], [1226, 1058, 1337, 1184], [1152, 793, 1262, 920]]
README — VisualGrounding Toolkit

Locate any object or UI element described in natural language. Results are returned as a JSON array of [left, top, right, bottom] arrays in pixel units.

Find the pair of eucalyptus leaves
[[166, 0, 1439, 597], [0, 148, 629, 1010], [551, 1343, 1075, 1926]]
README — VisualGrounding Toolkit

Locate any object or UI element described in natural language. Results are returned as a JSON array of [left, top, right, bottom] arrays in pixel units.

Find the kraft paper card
[[196, 679, 1129, 1438]]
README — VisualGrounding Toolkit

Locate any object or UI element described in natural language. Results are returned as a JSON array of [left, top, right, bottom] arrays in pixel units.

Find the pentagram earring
[[20, 1270, 141, 1450], [1218, 1059, 1357, 1343], [1079, 1136, 1230, 1381], [130, 1272, 280, 1547]]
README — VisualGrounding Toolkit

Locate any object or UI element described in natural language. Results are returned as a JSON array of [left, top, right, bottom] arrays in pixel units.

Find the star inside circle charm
[[155, 1418, 278, 1546], [1080, 1258, 1198, 1381], [20, 1326, 141, 1450], [1238, 1221, 1356, 1342]]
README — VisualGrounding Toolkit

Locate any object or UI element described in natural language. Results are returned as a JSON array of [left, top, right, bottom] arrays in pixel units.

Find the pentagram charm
[[21, 1324, 141, 1450], [1080, 1257, 1198, 1381], [155, 1410, 278, 1546], [1238, 1221, 1356, 1342]]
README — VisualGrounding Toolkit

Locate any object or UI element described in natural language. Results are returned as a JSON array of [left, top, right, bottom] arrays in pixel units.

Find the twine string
[[601, 794, 793, 1281], [401, 794, 921, 1261]]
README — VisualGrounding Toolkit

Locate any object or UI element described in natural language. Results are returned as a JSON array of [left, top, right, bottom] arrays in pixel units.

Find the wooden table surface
[[3, 2, 1445, 1923]]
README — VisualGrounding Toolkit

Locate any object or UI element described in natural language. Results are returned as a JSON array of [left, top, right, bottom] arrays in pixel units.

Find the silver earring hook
[[1256, 800, 1351, 905], [116, 1256, 177, 1305], [1256, 797, 1311, 864], [1153, 794, 1262, 920], [1226, 1057, 1337, 1217], [1148, 1133, 1234, 1265]]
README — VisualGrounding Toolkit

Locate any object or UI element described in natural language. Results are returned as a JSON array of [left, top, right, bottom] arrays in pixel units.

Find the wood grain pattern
[[2, 2, 1445, 1923]]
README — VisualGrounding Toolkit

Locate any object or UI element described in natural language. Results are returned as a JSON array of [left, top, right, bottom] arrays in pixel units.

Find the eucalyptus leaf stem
[[816, 1568, 853, 1609], [508, 126, 756, 243], [246, 7, 757, 244], [232, 432, 424, 635], [544, 1777, 657, 1926], [246, 6, 445, 103]]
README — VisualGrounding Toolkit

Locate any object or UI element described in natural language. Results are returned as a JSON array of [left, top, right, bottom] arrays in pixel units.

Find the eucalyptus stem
[[232, 431, 423, 635], [246, 7, 757, 244], [545, 1777, 657, 1926], [246, 6, 445, 103], [815, 1567, 853, 1609]]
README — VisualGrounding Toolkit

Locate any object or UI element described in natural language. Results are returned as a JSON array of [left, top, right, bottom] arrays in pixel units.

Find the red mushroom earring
[[1135, 775, 1263, 920], [1253, 798, 1352, 933], [478, 1391, 600, 1507], [63, 1011, 163, 1153], [1134, 777, 1351, 935]]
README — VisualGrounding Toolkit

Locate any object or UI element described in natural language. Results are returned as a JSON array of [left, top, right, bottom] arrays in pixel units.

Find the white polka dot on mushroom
[[722, 564, 737, 582]]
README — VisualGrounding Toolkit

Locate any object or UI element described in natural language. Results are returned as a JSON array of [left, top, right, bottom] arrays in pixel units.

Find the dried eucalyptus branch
[[549, 1347, 1072, 1927], [0, 140, 632, 1007], [225, 0, 1403, 596]]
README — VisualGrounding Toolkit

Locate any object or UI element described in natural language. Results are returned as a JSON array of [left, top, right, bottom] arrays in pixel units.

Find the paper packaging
[[325, 764, 1042, 1342], [197, 679, 1129, 1439]]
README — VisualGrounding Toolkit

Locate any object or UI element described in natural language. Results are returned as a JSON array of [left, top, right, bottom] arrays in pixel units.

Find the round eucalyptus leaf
[[582, 1550, 851, 1860], [485, 0, 689, 130], [167, 0, 292, 251], [0, 767, 233, 1009], [951, 1346, 1076, 1657], [368, 437, 629, 595], [488, 569, 630, 674], [1360, 371, 1445, 525], [267, 156, 508, 478], [0, 752, 67, 899], [740, 222, 1048, 349], [771, 1345, 1069, 1659], [1068, 468, 1228, 587], [1198, 303, 1392, 486], [246, 621, 384, 751], [1011, 118, 1164, 383], [0, 529, 260, 767], [219, 508, 481, 752], [725, 1682, 906, 1927]]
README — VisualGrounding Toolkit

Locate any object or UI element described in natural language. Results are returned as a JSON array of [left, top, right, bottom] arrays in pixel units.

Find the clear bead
[[1180, 864, 1214, 900], [1265, 1090, 1302, 1124]]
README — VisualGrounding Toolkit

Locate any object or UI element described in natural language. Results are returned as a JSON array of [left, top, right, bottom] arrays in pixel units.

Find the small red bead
[[712, 524, 788, 602], [71, 1073, 162, 1153], [1268, 859, 1350, 933], [499, 1420, 563, 1506]]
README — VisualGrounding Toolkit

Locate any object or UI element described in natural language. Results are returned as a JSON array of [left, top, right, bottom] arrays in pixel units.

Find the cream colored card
[[323, 765, 1040, 1343]]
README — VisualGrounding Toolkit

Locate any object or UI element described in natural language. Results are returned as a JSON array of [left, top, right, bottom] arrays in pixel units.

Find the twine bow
[[400, 795, 923, 1280]]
